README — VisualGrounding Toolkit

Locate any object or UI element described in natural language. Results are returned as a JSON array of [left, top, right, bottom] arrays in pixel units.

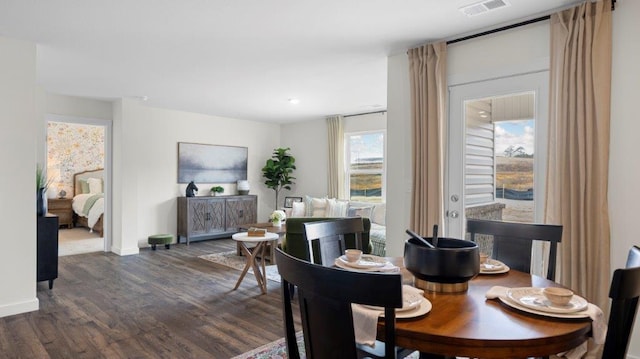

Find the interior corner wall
[[112, 99, 281, 250], [279, 119, 328, 203], [0, 36, 39, 317], [610, 0, 640, 356]]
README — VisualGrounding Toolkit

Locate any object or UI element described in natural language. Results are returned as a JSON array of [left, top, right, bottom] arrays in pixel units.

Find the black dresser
[[37, 214, 58, 289]]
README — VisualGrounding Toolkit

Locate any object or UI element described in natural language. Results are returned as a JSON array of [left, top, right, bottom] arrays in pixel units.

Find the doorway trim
[[46, 113, 112, 252]]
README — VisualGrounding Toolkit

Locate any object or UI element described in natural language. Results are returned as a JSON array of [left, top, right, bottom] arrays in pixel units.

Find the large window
[[345, 131, 385, 203]]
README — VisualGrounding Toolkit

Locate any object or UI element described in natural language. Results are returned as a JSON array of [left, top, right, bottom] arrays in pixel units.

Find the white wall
[[112, 99, 281, 250], [386, 53, 412, 257], [280, 119, 328, 201], [387, 10, 640, 357], [447, 22, 550, 86], [0, 37, 39, 317], [44, 93, 113, 120], [343, 112, 386, 133], [610, 0, 640, 356]]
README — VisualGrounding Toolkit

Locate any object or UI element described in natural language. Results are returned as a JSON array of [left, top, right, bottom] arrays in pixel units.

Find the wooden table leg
[[233, 242, 253, 290], [253, 242, 267, 294], [233, 241, 268, 294]]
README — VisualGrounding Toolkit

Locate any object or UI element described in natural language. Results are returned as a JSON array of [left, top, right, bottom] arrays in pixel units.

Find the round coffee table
[[232, 232, 279, 294]]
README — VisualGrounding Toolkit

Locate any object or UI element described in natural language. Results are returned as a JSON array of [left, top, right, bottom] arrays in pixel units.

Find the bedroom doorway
[[46, 114, 112, 256]]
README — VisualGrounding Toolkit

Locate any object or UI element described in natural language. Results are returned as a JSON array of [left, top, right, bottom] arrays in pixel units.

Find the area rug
[[231, 331, 304, 359], [231, 331, 420, 359], [198, 250, 281, 283]]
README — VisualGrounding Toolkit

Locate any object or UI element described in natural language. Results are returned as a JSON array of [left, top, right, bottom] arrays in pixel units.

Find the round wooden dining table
[[378, 258, 592, 359]]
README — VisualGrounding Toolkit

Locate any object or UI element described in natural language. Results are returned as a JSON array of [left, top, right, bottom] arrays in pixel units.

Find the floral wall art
[[47, 122, 105, 198]]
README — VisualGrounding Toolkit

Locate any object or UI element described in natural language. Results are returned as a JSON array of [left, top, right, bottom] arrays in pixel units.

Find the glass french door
[[446, 71, 549, 239]]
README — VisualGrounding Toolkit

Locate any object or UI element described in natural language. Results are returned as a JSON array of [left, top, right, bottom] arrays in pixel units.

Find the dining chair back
[[303, 217, 364, 267], [274, 247, 403, 359], [466, 219, 563, 280], [602, 245, 640, 359]]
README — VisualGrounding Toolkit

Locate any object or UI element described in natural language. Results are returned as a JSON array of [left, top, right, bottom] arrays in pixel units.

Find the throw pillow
[[290, 201, 306, 217], [348, 206, 373, 218], [371, 203, 386, 226], [305, 195, 328, 217], [326, 198, 349, 217], [87, 177, 103, 194], [79, 179, 90, 194]]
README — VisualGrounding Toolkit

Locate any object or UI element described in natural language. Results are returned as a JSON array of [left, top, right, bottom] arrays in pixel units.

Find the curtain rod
[[446, 0, 616, 45], [343, 110, 387, 118]]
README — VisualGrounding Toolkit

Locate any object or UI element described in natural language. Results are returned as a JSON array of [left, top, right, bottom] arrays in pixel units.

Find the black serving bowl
[[404, 237, 480, 284]]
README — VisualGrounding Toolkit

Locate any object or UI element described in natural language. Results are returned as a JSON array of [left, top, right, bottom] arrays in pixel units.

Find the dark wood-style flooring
[[0, 239, 300, 358]]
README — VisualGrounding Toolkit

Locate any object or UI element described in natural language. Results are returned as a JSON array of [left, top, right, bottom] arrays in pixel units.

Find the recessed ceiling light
[[288, 98, 300, 105], [480, 114, 489, 118]]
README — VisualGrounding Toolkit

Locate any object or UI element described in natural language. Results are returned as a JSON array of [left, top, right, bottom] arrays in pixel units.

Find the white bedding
[[72, 193, 104, 230]]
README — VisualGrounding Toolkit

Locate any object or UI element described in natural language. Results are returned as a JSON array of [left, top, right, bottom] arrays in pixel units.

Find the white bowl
[[345, 249, 362, 263], [543, 287, 574, 306]]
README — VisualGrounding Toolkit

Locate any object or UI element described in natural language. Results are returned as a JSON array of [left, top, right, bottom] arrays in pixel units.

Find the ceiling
[[0, 0, 581, 123]]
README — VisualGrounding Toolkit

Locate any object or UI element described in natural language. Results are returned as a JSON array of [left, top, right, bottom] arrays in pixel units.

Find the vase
[[272, 219, 282, 227], [37, 188, 47, 216]]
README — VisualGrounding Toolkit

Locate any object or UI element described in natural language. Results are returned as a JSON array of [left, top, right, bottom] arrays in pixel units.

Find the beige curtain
[[327, 115, 346, 199], [546, 0, 612, 309], [408, 43, 447, 235]]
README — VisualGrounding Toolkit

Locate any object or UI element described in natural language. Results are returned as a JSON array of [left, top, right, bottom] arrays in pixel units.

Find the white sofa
[[283, 195, 387, 256]]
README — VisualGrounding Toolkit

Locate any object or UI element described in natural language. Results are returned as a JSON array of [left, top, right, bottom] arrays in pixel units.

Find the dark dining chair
[[303, 217, 365, 266], [466, 219, 563, 281], [274, 247, 403, 359], [302, 217, 417, 359], [601, 245, 640, 359]]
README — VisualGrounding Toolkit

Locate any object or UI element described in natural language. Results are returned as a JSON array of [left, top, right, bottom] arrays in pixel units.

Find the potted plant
[[262, 147, 296, 209], [36, 164, 53, 216], [210, 186, 224, 196]]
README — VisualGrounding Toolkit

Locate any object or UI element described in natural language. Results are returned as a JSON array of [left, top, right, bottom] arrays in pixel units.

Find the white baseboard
[[0, 297, 39, 318], [111, 246, 139, 256]]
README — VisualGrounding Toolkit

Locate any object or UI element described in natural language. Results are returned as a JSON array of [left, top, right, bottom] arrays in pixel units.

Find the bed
[[72, 169, 105, 237]]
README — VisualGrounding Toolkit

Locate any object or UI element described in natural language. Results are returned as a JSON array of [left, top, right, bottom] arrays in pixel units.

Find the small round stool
[[148, 234, 173, 250]]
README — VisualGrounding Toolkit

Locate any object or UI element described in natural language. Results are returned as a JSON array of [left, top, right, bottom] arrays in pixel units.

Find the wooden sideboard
[[177, 195, 257, 244], [37, 214, 59, 289]]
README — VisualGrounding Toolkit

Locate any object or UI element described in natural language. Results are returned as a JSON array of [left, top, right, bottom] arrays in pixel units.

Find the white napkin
[[485, 286, 607, 358], [376, 262, 401, 273], [352, 285, 424, 346], [336, 259, 401, 273]]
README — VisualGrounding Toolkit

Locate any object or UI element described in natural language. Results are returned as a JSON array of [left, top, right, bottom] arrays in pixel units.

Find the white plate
[[359, 297, 432, 319], [338, 254, 388, 269], [506, 287, 588, 314], [362, 289, 424, 312], [479, 260, 510, 275], [386, 298, 432, 319], [498, 294, 591, 319], [334, 258, 399, 272]]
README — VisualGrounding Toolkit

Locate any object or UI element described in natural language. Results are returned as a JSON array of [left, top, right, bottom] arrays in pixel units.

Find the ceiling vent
[[459, 0, 510, 17]]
